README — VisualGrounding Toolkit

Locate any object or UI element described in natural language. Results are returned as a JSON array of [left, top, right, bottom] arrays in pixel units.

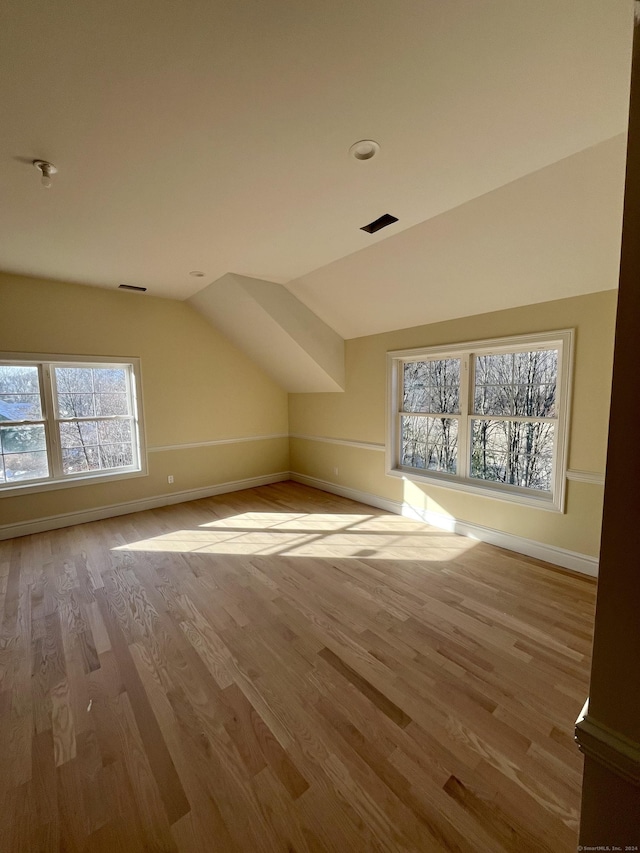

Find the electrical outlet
[[333, 467, 339, 476], [168, 475, 174, 484]]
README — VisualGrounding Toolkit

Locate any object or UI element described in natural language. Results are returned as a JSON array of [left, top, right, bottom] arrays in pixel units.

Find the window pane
[[2, 451, 49, 482], [0, 365, 40, 393], [1, 424, 47, 453], [93, 367, 127, 393], [99, 443, 133, 469], [97, 419, 132, 444], [403, 359, 460, 414], [59, 421, 99, 448], [471, 420, 509, 482], [0, 393, 42, 421], [401, 415, 457, 473], [54, 367, 94, 393], [473, 384, 510, 416], [95, 393, 129, 416], [427, 383, 460, 414], [62, 446, 101, 474], [510, 421, 555, 490], [403, 362, 431, 412], [475, 354, 512, 386], [471, 419, 554, 491], [0, 366, 42, 420], [514, 349, 557, 385], [401, 415, 430, 465], [513, 384, 556, 418], [431, 360, 460, 413], [58, 393, 95, 418]]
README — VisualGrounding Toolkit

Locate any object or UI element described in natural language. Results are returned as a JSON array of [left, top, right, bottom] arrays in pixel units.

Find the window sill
[[387, 465, 563, 512], [0, 466, 148, 498]]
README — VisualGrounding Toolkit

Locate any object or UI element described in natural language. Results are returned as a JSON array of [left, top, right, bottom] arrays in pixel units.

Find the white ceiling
[[0, 0, 633, 336]]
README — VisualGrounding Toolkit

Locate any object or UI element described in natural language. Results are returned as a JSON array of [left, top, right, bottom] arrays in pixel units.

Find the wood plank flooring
[[0, 481, 596, 851]]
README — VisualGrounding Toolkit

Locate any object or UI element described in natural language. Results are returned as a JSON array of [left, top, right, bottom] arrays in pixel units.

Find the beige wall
[[289, 290, 617, 558], [0, 272, 289, 530], [0, 274, 617, 558]]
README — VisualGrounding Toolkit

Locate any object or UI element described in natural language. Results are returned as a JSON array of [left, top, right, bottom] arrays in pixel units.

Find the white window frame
[[0, 352, 147, 495], [386, 330, 574, 512]]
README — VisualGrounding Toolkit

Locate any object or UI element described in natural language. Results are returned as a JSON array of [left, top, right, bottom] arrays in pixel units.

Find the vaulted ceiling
[[0, 0, 633, 338]]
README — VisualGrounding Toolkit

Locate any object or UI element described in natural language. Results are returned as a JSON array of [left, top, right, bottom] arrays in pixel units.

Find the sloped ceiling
[[189, 274, 345, 392], [289, 135, 628, 338], [0, 0, 633, 341]]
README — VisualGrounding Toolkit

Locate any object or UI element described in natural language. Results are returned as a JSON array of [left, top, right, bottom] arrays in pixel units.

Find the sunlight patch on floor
[[112, 510, 477, 559]]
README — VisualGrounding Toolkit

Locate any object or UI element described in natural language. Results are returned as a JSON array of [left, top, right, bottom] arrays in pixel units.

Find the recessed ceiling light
[[349, 140, 380, 161], [189, 270, 205, 277]]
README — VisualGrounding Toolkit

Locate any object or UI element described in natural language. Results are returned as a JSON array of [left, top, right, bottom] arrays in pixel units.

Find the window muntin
[[387, 332, 572, 510], [0, 355, 144, 492]]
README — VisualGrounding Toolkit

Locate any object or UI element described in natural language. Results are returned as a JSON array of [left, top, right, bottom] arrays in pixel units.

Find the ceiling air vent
[[360, 213, 398, 234], [118, 284, 147, 292]]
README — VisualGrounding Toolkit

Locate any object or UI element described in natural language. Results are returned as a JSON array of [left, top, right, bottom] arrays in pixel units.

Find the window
[[0, 354, 146, 493], [387, 331, 573, 511]]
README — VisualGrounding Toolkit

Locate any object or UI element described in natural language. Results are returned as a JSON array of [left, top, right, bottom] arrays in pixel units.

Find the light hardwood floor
[[0, 481, 596, 852]]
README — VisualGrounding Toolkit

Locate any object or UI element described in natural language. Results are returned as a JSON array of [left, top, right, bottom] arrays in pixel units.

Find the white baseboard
[[0, 470, 601, 577], [290, 473, 401, 513], [0, 472, 290, 541], [290, 472, 599, 577]]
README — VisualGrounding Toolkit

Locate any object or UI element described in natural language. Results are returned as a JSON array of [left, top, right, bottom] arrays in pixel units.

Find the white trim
[[290, 472, 599, 577], [0, 472, 289, 540], [575, 700, 640, 785], [386, 466, 562, 512], [566, 469, 606, 485], [148, 433, 289, 453], [288, 433, 385, 453], [386, 329, 575, 361], [0, 466, 148, 497]]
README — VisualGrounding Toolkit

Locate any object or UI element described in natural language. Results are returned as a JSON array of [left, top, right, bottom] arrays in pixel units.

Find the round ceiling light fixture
[[33, 159, 58, 188], [189, 270, 205, 277], [349, 139, 380, 161]]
